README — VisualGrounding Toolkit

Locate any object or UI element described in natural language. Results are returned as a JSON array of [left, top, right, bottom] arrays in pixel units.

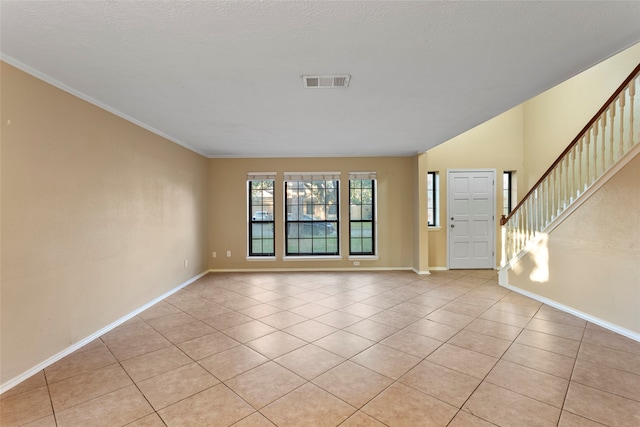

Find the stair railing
[[501, 63, 640, 266]]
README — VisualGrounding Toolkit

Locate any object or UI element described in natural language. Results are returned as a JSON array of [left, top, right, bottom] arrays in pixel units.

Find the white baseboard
[[499, 276, 640, 343], [412, 268, 432, 275], [209, 267, 414, 273], [0, 270, 209, 394]]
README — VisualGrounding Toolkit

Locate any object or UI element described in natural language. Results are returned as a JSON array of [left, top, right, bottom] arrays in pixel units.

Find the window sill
[[282, 256, 342, 261], [246, 256, 276, 261], [428, 227, 442, 231]]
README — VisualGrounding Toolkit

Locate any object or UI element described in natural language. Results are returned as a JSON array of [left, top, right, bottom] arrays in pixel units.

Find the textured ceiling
[[2, 1, 639, 158]]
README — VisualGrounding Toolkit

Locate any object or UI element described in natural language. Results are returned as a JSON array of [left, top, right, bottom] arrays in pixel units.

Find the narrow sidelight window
[[248, 173, 276, 256], [427, 171, 439, 227], [349, 173, 376, 255]]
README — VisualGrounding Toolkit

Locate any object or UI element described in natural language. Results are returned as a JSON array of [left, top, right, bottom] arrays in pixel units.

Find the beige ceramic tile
[[198, 345, 268, 381], [534, 306, 587, 328], [315, 311, 364, 328], [225, 362, 305, 409], [259, 311, 307, 329], [479, 307, 532, 327], [578, 342, 640, 375], [137, 362, 219, 410], [145, 312, 198, 332], [274, 344, 345, 380], [426, 343, 498, 379], [339, 411, 387, 426], [245, 331, 306, 359], [160, 320, 216, 344], [0, 386, 52, 427], [120, 345, 191, 382], [448, 411, 496, 427], [558, 410, 607, 427], [525, 318, 584, 341], [502, 342, 575, 379], [582, 328, 640, 355], [55, 384, 153, 427], [0, 371, 47, 401], [314, 330, 375, 359], [313, 361, 393, 408], [425, 309, 475, 328], [158, 384, 254, 427], [44, 345, 117, 384], [283, 319, 338, 342], [231, 412, 276, 426], [368, 310, 420, 329], [404, 319, 460, 341], [20, 414, 57, 427], [464, 318, 522, 341], [399, 360, 481, 408], [563, 382, 640, 427], [448, 329, 512, 358], [463, 382, 561, 427], [267, 296, 307, 310], [137, 301, 182, 321], [262, 382, 356, 427], [380, 330, 442, 358], [351, 344, 421, 380], [388, 301, 437, 317], [48, 363, 131, 412], [344, 319, 399, 341], [101, 322, 171, 361], [177, 331, 239, 360], [288, 302, 335, 318], [485, 360, 569, 407], [515, 329, 580, 357], [124, 413, 167, 427], [339, 302, 386, 318], [239, 303, 283, 319], [362, 382, 457, 427], [572, 359, 640, 402], [222, 320, 278, 343]]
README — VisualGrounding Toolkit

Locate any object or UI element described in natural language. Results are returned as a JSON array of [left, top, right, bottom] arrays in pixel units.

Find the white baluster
[[619, 93, 626, 157], [609, 105, 615, 167]]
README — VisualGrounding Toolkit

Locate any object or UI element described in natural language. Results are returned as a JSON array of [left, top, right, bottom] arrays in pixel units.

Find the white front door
[[448, 170, 495, 269]]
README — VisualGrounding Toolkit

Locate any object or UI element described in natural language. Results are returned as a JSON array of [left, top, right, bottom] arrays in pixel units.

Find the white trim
[[428, 266, 449, 271], [209, 267, 413, 273], [498, 278, 640, 342], [282, 256, 342, 261], [246, 256, 277, 261], [348, 171, 377, 180], [0, 270, 209, 394], [0, 54, 208, 158], [412, 268, 432, 275], [247, 172, 277, 180]]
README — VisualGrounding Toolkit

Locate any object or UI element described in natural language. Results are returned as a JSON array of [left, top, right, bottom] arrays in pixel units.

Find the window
[[248, 173, 275, 257], [427, 172, 439, 227], [503, 171, 514, 217], [349, 173, 376, 255], [284, 173, 339, 256]]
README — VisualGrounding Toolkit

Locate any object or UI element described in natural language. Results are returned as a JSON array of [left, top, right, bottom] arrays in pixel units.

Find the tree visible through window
[[285, 176, 339, 256], [248, 177, 275, 256], [349, 178, 375, 255]]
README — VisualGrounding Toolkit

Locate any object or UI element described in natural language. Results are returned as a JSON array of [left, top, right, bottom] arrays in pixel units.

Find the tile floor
[[2, 270, 640, 426]]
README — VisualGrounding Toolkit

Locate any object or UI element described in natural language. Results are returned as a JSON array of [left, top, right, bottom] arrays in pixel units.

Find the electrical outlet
[[184, 259, 188, 268], [353, 261, 360, 266], [212, 252, 217, 258], [226, 250, 231, 257]]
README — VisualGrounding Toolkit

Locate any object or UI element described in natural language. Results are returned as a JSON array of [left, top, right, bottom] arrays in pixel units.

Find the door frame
[[446, 169, 497, 270]]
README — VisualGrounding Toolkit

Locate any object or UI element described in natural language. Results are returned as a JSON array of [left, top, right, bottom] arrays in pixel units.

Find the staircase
[[500, 63, 640, 268]]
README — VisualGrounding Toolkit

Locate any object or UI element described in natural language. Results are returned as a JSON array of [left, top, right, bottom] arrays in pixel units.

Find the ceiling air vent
[[303, 75, 351, 88]]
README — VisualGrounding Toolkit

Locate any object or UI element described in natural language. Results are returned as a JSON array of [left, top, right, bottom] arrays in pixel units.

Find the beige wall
[[507, 151, 640, 335], [425, 106, 525, 269], [522, 43, 640, 189], [208, 157, 415, 271], [0, 62, 209, 384]]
